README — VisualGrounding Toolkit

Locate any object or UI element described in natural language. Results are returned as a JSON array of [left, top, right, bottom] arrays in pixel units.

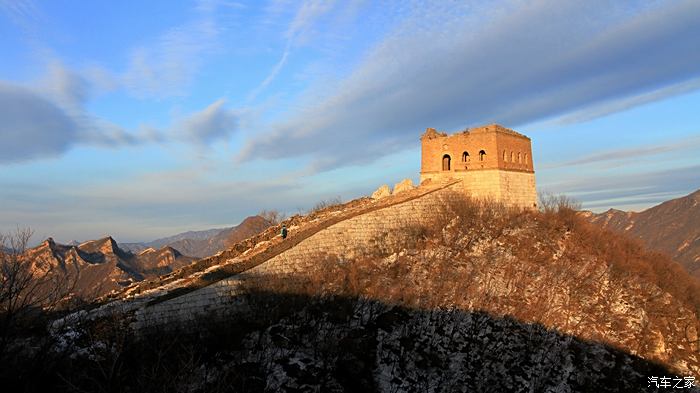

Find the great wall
[[66, 124, 538, 330], [74, 179, 463, 330]]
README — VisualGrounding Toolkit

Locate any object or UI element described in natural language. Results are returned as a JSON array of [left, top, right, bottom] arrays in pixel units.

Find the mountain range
[[23, 215, 273, 300], [25, 236, 195, 300], [583, 189, 700, 280], [120, 215, 271, 258]]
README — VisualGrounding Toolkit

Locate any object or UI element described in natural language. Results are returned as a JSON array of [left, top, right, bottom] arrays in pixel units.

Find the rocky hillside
[[120, 215, 271, 258], [223, 196, 700, 383], [40, 182, 700, 392], [583, 189, 700, 280], [24, 236, 195, 300]]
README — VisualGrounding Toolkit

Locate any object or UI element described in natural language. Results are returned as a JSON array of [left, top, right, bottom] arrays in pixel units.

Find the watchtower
[[420, 124, 537, 208]]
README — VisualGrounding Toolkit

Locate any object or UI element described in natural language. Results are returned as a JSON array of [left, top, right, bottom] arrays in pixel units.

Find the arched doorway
[[442, 154, 451, 171]]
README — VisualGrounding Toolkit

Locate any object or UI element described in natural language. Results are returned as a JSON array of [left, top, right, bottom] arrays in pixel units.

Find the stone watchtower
[[420, 124, 537, 208]]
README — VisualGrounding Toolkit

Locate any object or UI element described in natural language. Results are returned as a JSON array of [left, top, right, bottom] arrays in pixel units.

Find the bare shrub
[[538, 191, 581, 214], [0, 228, 78, 356], [308, 196, 343, 214], [538, 191, 582, 230], [258, 209, 287, 225]]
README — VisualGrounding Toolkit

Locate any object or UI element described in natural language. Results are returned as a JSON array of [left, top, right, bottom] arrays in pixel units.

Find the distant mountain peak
[[22, 236, 196, 299], [586, 188, 700, 280], [138, 247, 157, 255], [119, 215, 272, 258]]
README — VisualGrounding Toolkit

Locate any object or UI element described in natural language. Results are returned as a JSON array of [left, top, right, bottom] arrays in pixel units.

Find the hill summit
[[53, 180, 700, 392]]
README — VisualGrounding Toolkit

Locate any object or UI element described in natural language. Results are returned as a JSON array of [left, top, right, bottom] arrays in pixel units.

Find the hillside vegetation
[[2, 195, 699, 392], [584, 189, 700, 280], [239, 197, 700, 376]]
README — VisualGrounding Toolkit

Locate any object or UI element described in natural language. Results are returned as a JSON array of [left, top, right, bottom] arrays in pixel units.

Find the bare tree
[[308, 196, 343, 214], [258, 210, 287, 225], [0, 228, 77, 354], [538, 191, 581, 214]]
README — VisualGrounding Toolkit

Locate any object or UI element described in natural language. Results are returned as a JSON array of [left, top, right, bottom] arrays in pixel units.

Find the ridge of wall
[[132, 183, 466, 329]]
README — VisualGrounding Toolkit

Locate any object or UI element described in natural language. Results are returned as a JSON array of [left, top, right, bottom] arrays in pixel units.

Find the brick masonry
[[132, 183, 466, 329], [420, 124, 537, 208]]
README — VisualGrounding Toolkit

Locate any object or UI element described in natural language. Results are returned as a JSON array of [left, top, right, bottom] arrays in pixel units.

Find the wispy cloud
[[542, 134, 700, 169], [0, 62, 157, 164], [121, 17, 220, 98], [63, 1, 229, 99], [0, 168, 305, 242], [238, 0, 700, 173], [0, 62, 239, 164], [0, 81, 79, 163], [0, 0, 42, 40], [248, 0, 338, 100], [0, 62, 194, 164], [542, 164, 700, 211], [554, 78, 700, 125], [177, 99, 239, 145]]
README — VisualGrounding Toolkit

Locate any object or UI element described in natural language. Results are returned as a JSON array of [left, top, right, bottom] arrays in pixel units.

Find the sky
[[1, 0, 699, 244]]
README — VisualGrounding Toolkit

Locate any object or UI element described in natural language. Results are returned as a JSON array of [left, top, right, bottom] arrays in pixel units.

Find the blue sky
[[1, 0, 699, 243]]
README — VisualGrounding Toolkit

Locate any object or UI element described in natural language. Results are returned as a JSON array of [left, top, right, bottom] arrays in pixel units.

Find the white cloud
[[238, 0, 700, 173], [542, 134, 700, 169], [543, 164, 700, 212], [178, 99, 239, 145], [0, 82, 79, 163], [248, 0, 340, 100], [122, 17, 220, 98], [0, 63, 159, 164]]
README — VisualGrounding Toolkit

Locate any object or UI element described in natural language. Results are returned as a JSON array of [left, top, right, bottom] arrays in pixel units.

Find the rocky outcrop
[[23, 237, 196, 299], [371, 184, 391, 199], [392, 178, 415, 195]]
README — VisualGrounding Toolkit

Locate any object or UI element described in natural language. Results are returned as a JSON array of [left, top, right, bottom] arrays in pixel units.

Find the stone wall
[[419, 124, 536, 208], [420, 170, 536, 209], [495, 170, 537, 208], [132, 183, 466, 329]]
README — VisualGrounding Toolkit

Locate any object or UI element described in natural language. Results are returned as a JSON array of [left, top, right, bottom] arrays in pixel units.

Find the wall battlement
[[420, 124, 537, 208]]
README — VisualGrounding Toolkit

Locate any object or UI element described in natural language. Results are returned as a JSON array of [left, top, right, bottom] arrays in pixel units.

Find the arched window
[[524, 153, 528, 165], [479, 150, 486, 161], [462, 151, 469, 162], [511, 152, 515, 162], [503, 150, 507, 161], [518, 152, 521, 163], [442, 154, 451, 171]]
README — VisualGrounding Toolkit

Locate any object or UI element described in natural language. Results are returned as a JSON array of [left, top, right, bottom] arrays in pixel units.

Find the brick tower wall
[[420, 124, 537, 208]]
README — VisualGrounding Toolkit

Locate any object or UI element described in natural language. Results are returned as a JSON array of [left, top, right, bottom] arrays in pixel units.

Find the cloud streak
[[542, 134, 700, 169], [178, 99, 239, 145], [248, 0, 339, 101], [238, 0, 700, 173], [122, 16, 220, 98], [544, 164, 700, 211]]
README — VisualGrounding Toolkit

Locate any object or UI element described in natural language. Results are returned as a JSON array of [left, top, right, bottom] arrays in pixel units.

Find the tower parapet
[[420, 124, 537, 208]]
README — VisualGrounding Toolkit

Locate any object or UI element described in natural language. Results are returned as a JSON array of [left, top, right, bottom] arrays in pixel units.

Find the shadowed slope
[[23, 293, 695, 393]]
